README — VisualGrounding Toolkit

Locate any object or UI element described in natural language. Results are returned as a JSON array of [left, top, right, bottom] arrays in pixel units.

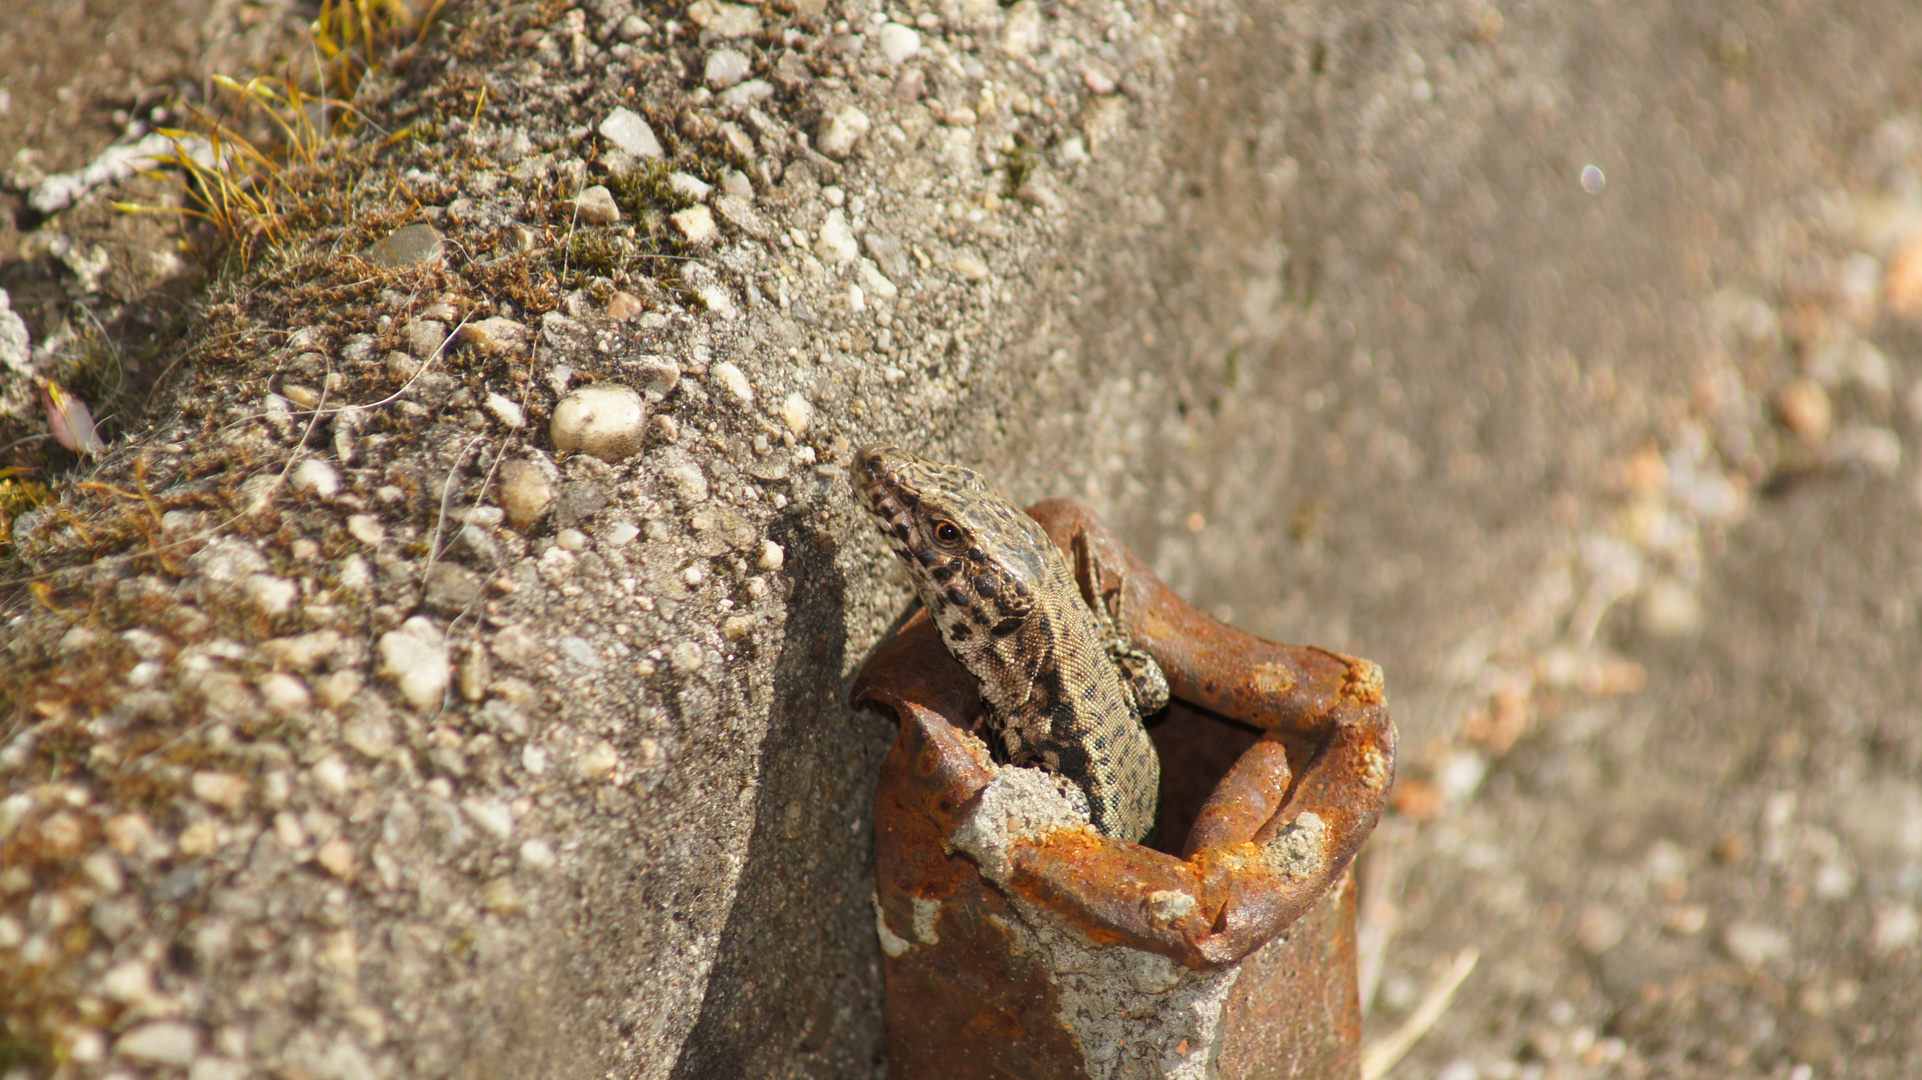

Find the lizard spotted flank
[[851, 445, 1168, 843]]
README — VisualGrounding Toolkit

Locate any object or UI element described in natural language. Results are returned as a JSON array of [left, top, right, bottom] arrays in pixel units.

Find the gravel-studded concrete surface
[[2, 1, 1920, 1078]]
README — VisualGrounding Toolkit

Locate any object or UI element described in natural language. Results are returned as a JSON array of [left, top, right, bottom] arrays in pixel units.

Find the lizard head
[[851, 444, 1054, 661]]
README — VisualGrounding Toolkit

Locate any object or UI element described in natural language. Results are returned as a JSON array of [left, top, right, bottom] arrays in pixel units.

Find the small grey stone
[[667, 171, 713, 201], [558, 184, 621, 224], [153, 866, 204, 902], [449, 523, 502, 569], [718, 79, 774, 109], [405, 318, 448, 359], [561, 636, 604, 668], [863, 232, 912, 284], [362, 223, 443, 268], [423, 562, 485, 614], [705, 48, 751, 89], [553, 480, 610, 529], [600, 107, 664, 159]]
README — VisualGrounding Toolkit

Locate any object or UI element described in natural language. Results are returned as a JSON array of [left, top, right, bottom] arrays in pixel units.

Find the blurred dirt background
[[3, 1, 1919, 1079]]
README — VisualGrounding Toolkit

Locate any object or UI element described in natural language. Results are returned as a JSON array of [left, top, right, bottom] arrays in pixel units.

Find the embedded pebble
[[719, 79, 774, 108], [600, 107, 664, 158], [1826, 425, 1902, 476], [667, 171, 714, 201], [191, 772, 250, 812], [1722, 921, 1791, 967], [558, 184, 620, 224], [689, 0, 760, 37], [346, 514, 385, 547], [1872, 902, 1919, 953], [817, 209, 859, 264], [879, 22, 921, 64], [378, 616, 451, 711], [291, 458, 340, 498], [1639, 580, 1703, 639], [782, 392, 813, 434], [555, 528, 588, 551], [551, 384, 647, 462], [606, 291, 645, 320], [520, 838, 557, 870], [950, 250, 991, 281], [578, 741, 620, 781], [669, 641, 704, 672], [815, 106, 872, 158], [1002, 0, 1043, 55], [705, 48, 751, 88], [459, 316, 531, 356], [1774, 377, 1832, 443], [1886, 235, 1922, 317], [671, 204, 719, 244], [723, 616, 754, 641], [258, 672, 312, 715], [712, 362, 754, 404], [362, 223, 443, 268], [343, 713, 396, 759], [463, 797, 514, 841], [1574, 905, 1626, 955], [316, 836, 356, 879], [116, 1022, 199, 1067], [405, 318, 447, 358], [244, 574, 298, 616], [485, 392, 526, 429], [499, 459, 554, 529], [604, 521, 641, 546], [757, 539, 785, 571], [561, 636, 603, 668], [635, 357, 681, 401]]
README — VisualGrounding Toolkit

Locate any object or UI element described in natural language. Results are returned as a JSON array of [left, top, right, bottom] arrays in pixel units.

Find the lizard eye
[[932, 520, 963, 545]]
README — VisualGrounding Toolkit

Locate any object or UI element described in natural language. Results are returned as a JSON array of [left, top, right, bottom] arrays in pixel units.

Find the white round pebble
[[817, 209, 859, 264], [551, 384, 647, 462], [377, 616, 450, 711], [878, 21, 920, 64], [757, 539, 785, 571], [520, 838, 557, 870], [556, 528, 589, 551], [499, 459, 554, 530], [291, 458, 340, 498], [712, 361, 754, 404], [781, 393, 813, 435], [704, 48, 751, 88], [604, 521, 641, 546]]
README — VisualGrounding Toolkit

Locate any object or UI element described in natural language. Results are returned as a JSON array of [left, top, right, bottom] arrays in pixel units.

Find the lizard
[[851, 444, 1169, 843]]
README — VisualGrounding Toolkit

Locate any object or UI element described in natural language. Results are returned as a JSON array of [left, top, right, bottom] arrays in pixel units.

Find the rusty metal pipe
[[854, 500, 1395, 1078]]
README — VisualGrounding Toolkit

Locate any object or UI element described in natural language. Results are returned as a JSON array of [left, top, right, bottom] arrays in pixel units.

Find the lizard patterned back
[[852, 444, 1163, 842]]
